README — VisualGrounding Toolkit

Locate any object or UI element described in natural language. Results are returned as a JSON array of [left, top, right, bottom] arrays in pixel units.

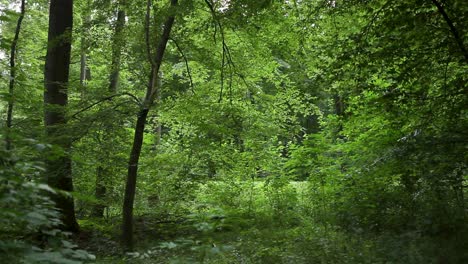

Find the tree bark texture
[[44, 0, 79, 233], [121, 0, 178, 251], [5, 0, 25, 151]]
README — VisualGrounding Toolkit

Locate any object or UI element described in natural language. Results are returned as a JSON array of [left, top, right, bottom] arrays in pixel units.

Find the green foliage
[[0, 141, 94, 263], [1, 0, 467, 262]]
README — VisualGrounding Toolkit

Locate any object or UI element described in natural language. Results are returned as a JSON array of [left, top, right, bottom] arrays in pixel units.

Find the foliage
[[0, 0, 467, 262], [0, 141, 95, 263]]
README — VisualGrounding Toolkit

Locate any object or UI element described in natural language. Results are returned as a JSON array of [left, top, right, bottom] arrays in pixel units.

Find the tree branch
[[70, 92, 141, 118], [432, 0, 468, 62], [170, 37, 195, 94], [203, 0, 236, 103]]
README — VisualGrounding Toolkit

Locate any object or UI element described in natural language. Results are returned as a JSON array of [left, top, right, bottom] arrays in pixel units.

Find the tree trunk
[[5, 0, 25, 151], [122, 108, 149, 251], [109, 0, 126, 93], [154, 72, 162, 148], [121, 0, 178, 251], [79, 52, 87, 86], [79, 0, 91, 98], [79, 48, 91, 99], [44, 0, 79, 233], [92, 0, 127, 218], [91, 166, 107, 217]]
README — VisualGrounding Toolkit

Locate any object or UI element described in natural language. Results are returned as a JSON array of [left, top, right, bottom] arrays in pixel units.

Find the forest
[[0, 0, 467, 263]]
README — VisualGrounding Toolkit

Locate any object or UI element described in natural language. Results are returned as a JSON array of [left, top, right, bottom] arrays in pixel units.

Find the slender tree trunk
[[91, 166, 107, 217], [122, 107, 149, 250], [92, 0, 127, 218], [154, 72, 162, 148], [44, 0, 79, 233], [333, 94, 344, 116], [109, 0, 126, 93], [122, 0, 177, 251], [79, 0, 91, 99], [79, 52, 87, 86], [5, 0, 25, 151]]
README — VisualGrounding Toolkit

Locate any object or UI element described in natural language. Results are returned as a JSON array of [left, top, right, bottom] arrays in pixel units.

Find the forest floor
[[73, 181, 467, 264]]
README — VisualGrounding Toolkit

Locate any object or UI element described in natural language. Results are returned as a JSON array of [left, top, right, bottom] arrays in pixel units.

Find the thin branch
[[432, 0, 468, 62], [169, 37, 195, 94], [360, 1, 389, 43], [204, 0, 218, 43], [70, 92, 141, 118], [204, 0, 235, 103]]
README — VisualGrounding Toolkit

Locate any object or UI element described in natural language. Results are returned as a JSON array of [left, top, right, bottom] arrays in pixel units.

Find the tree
[[5, 0, 25, 151], [108, 0, 126, 93], [1, 0, 467, 261], [91, 0, 127, 218], [289, 0, 467, 235], [43, 0, 78, 232], [79, 0, 91, 98], [121, 0, 178, 251]]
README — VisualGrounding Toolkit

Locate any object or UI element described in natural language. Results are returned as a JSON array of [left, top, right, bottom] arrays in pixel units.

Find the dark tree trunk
[[44, 0, 79, 233], [121, 0, 178, 251], [5, 0, 25, 151], [92, 0, 127, 218], [122, 108, 149, 251], [333, 94, 344, 116]]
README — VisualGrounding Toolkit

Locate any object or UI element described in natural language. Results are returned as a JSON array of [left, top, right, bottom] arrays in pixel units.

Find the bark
[[5, 0, 25, 151], [122, 108, 149, 251], [121, 0, 178, 251], [44, 0, 79, 233]]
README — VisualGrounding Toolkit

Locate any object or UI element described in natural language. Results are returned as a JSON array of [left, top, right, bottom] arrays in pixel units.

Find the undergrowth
[[76, 180, 467, 264]]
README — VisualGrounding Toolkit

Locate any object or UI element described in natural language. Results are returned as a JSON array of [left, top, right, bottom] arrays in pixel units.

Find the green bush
[[0, 141, 94, 263]]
